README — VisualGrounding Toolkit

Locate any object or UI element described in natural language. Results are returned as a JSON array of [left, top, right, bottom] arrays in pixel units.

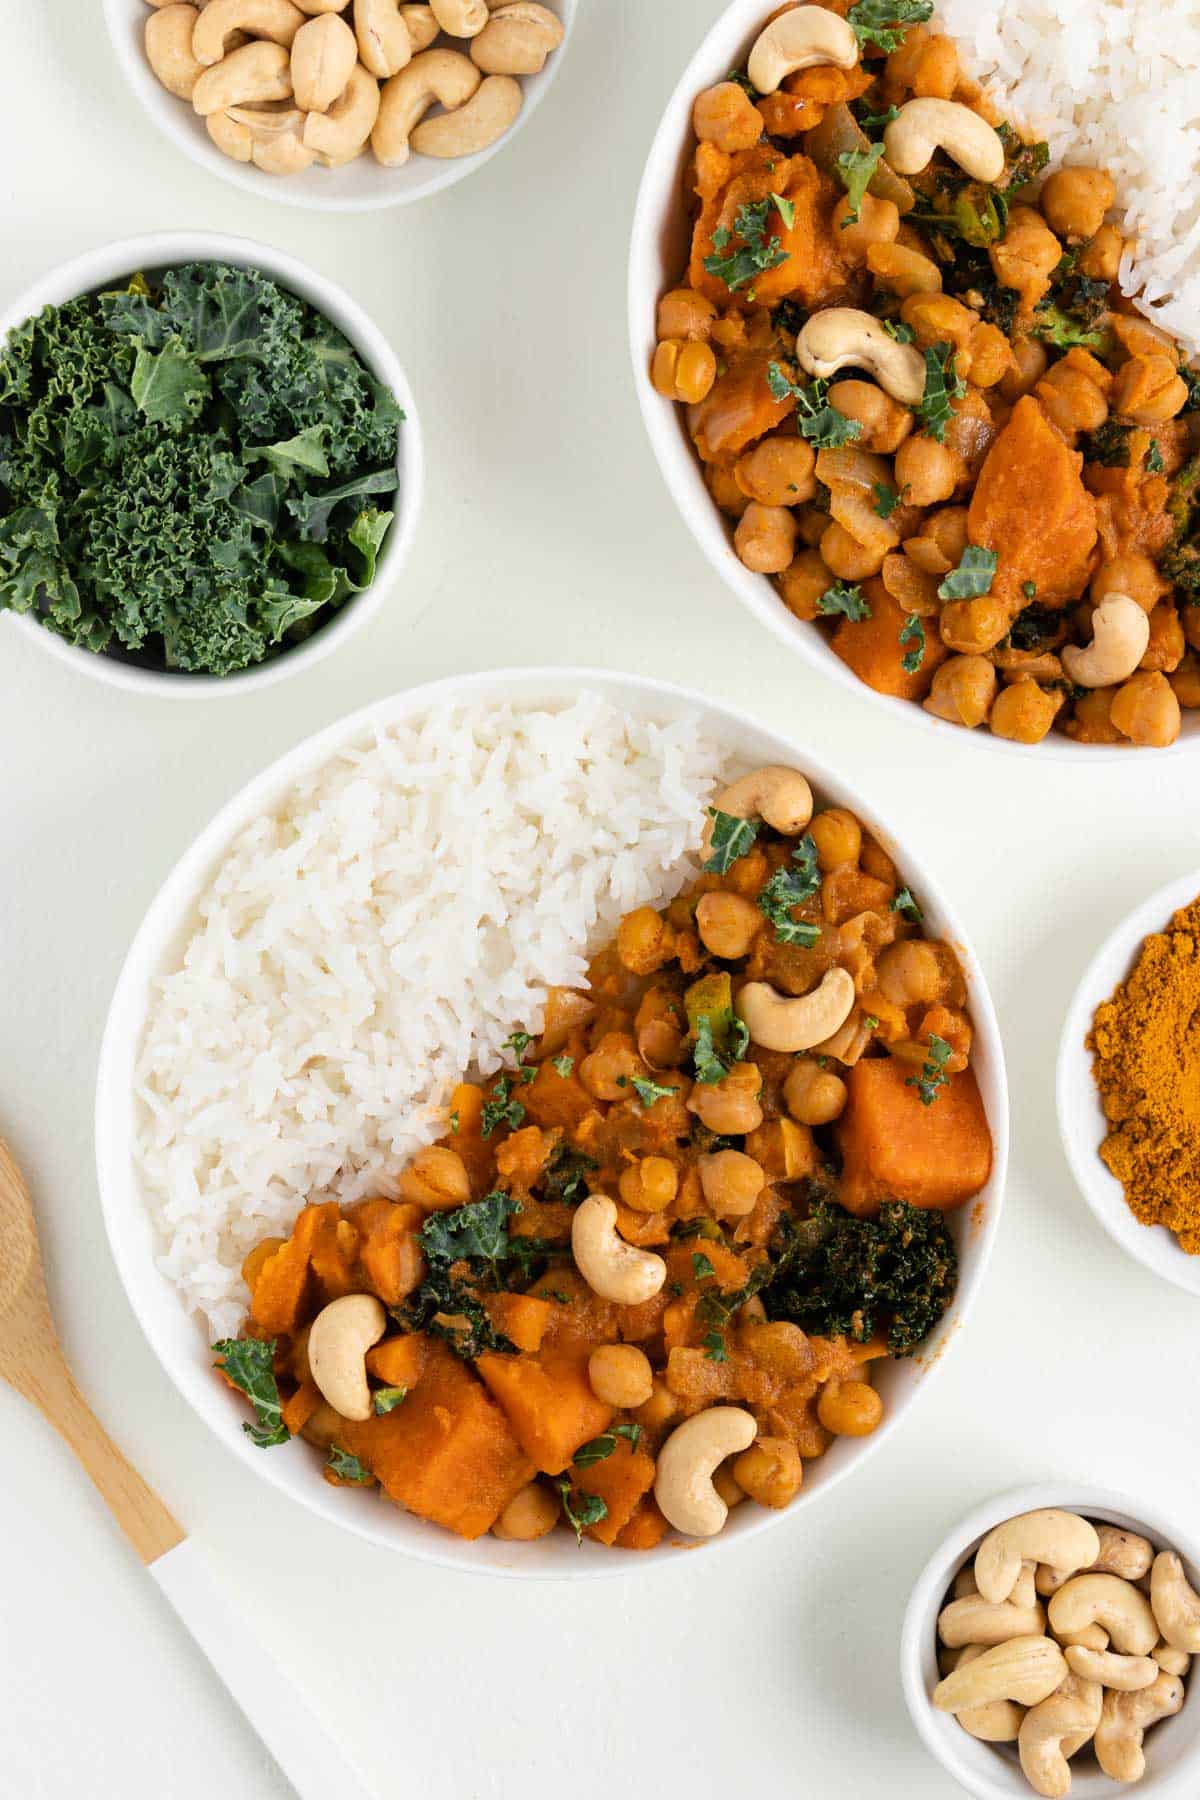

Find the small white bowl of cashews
[[103, 0, 576, 212], [902, 1486, 1200, 1799]]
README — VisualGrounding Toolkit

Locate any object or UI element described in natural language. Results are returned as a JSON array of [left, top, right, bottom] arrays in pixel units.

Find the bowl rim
[[95, 664, 1009, 1576], [1056, 866, 1200, 1300], [0, 230, 424, 698], [625, 0, 1200, 764], [100, 0, 577, 215], [901, 1481, 1200, 1799]]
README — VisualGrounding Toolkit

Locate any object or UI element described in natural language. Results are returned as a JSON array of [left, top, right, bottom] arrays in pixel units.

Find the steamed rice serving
[[136, 696, 733, 1337]]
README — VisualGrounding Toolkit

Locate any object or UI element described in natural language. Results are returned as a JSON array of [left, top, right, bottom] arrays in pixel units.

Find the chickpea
[[1186, 606, 1200, 655], [923, 654, 997, 729], [882, 551, 940, 616], [587, 1344, 654, 1409], [783, 1056, 847, 1126], [695, 890, 763, 959], [999, 333, 1049, 401], [735, 436, 816, 507], [903, 534, 953, 577], [398, 1146, 472, 1211], [1077, 223, 1124, 283], [876, 939, 945, 1007], [925, 507, 970, 566], [900, 293, 977, 354], [1110, 313, 1180, 363], [827, 379, 913, 453], [832, 192, 900, 265], [698, 1148, 766, 1219], [732, 1437, 803, 1509], [1039, 166, 1116, 242], [821, 518, 888, 581], [687, 1061, 764, 1135], [778, 548, 834, 621], [635, 1377, 680, 1433], [635, 988, 687, 1071], [989, 679, 1063, 744], [652, 338, 717, 406], [964, 321, 1012, 389], [578, 1031, 644, 1101], [619, 1154, 679, 1214], [817, 1380, 884, 1438], [736, 502, 798, 575], [1090, 551, 1169, 615], [809, 807, 862, 870], [1110, 670, 1182, 747], [990, 206, 1062, 310], [861, 837, 898, 887], [712, 1462, 746, 1509], [939, 595, 1009, 654], [691, 80, 763, 152], [911, 33, 958, 97], [895, 435, 962, 507], [1170, 653, 1200, 709], [707, 462, 750, 519], [492, 1481, 560, 1541], [1110, 354, 1189, 425], [866, 241, 943, 297], [1066, 684, 1123, 746], [617, 905, 675, 974], [1035, 362, 1109, 439], [656, 287, 716, 343], [1141, 602, 1186, 674]]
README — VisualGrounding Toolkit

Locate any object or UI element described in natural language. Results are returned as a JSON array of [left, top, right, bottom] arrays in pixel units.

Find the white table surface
[[4, 5, 1200, 1798]]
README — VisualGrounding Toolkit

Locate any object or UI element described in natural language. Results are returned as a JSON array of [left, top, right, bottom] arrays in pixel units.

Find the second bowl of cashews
[[104, 0, 575, 210], [902, 1485, 1200, 1798]]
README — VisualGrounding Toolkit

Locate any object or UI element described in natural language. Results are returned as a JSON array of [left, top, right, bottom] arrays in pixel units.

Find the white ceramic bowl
[[0, 231, 423, 698], [902, 1483, 1200, 1799], [102, 0, 575, 213], [627, 0, 1200, 762], [96, 667, 1009, 1575], [1057, 869, 1200, 1301]]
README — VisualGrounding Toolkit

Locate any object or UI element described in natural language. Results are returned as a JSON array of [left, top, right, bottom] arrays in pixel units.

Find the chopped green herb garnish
[[574, 1424, 644, 1468], [692, 1251, 717, 1281], [481, 1073, 525, 1138], [1147, 440, 1166, 474], [883, 318, 916, 344], [757, 835, 823, 946], [327, 1445, 372, 1484], [899, 614, 926, 673], [704, 200, 789, 292], [907, 1033, 952, 1106], [864, 1014, 881, 1031], [555, 1478, 608, 1543], [1029, 304, 1112, 353], [938, 545, 998, 601], [693, 1011, 752, 1084], [703, 807, 760, 874], [848, 0, 933, 51], [373, 1387, 407, 1416], [872, 481, 902, 519], [702, 1329, 729, 1363], [915, 342, 966, 443], [449, 1110, 460, 1134], [890, 886, 923, 923], [1022, 580, 1037, 600], [836, 144, 886, 225], [771, 192, 795, 230], [212, 1337, 290, 1448], [551, 1054, 575, 1078], [855, 102, 900, 137], [1181, 367, 1200, 413], [631, 1075, 678, 1109], [502, 1030, 531, 1059], [767, 365, 864, 449], [817, 581, 872, 621]]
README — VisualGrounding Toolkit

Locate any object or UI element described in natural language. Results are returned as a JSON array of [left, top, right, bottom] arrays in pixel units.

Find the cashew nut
[[227, 103, 316, 171], [653, 1407, 758, 1537], [933, 1637, 1068, 1714], [948, 1646, 1024, 1743], [470, 2, 563, 74], [1151, 1550, 1200, 1653], [1058, 1623, 1108, 1652], [1018, 1673, 1104, 1799], [796, 308, 927, 409], [1094, 1672, 1185, 1782], [1048, 1574, 1159, 1657], [207, 107, 253, 159], [145, 4, 205, 100], [430, 0, 488, 35], [746, 5, 858, 96], [192, 39, 292, 114], [293, 0, 346, 10], [884, 98, 1006, 184], [290, 10, 357, 110], [700, 765, 814, 857], [1065, 1644, 1159, 1691], [736, 967, 855, 1054], [1011, 1563, 1038, 1610], [1061, 594, 1150, 689], [401, 5, 440, 52], [976, 1510, 1101, 1605], [307, 1293, 387, 1422], [571, 1194, 666, 1304], [1092, 1525, 1155, 1583], [191, 0, 303, 65], [304, 63, 380, 164], [1154, 1642, 1191, 1678], [371, 47, 480, 165], [939, 1594, 1047, 1649], [355, 0, 414, 78], [411, 72, 522, 156]]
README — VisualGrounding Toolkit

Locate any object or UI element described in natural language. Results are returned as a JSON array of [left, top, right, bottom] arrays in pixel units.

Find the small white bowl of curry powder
[[1058, 869, 1200, 1299]]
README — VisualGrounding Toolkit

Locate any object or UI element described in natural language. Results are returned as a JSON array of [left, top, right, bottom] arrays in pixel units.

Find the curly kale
[[0, 263, 403, 675], [1004, 601, 1062, 653], [1163, 456, 1200, 599]]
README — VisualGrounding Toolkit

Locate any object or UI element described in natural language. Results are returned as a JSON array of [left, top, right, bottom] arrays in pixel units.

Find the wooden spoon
[[0, 1137, 379, 1800]]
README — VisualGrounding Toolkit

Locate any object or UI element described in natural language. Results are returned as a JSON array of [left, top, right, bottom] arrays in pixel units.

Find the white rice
[[135, 695, 734, 1339], [940, 0, 1200, 359]]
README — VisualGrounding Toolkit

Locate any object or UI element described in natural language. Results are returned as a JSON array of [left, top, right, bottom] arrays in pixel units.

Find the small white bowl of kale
[[0, 233, 422, 694]]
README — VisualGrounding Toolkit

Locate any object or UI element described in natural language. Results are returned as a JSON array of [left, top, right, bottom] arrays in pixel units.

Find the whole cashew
[[1048, 1574, 1159, 1657], [430, 0, 489, 35], [411, 73, 522, 156], [307, 1293, 387, 1422], [192, 39, 292, 114], [884, 98, 1006, 184], [938, 1594, 1047, 1649], [700, 765, 814, 857], [371, 47, 480, 165], [1010, 1563, 1038, 1610], [292, 0, 346, 10], [746, 5, 858, 96], [1065, 1644, 1159, 1691], [1151, 1550, 1200, 1653], [304, 63, 380, 165], [401, 4, 440, 52], [290, 11, 357, 109], [1057, 1623, 1108, 1652], [191, 0, 303, 65], [933, 1637, 1068, 1714], [796, 309, 927, 408], [207, 107, 253, 159], [470, 2, 563, 75], [952, 1649, 1025, 1743], [227, 103, 316, 171], [1092, 1525, 1155, 1583], [1037, 1564, 1075, 1599], [653, 1407, 758, 1537], [1094, 1672, 1185, 1783], [976, 1510, 1101, 1605], [571, 1194, 666, 1304], [1061, 594, 1150, 689], [736, 967, 855, 1054], [1018, 1673, 1104, 1799], [1154, 1643, 1191, 1678], [356, 0, 414, 78], [145, 4, 205, 100]]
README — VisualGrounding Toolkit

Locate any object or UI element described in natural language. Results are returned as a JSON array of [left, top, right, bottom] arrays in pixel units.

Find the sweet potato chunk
[[831, 580, 947, 700], [365, 1333, 427, 1389], [615, 1498, 669, 1551], [250, 1202, 341, 1335], [477, 1345, 614, 1475], [567, 1440, 657, 1546], [351, 1200, 424, 1307], [967, 395, 1097, 617], [834, 1056, 993, 1216], [688, 149, 850, 311], [688, 349, 794, 465], [482, 1292, 554, 1354]]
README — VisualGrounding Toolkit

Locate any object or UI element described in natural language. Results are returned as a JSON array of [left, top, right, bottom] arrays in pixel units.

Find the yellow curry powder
[[1088, 895, 1200, 1255]]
